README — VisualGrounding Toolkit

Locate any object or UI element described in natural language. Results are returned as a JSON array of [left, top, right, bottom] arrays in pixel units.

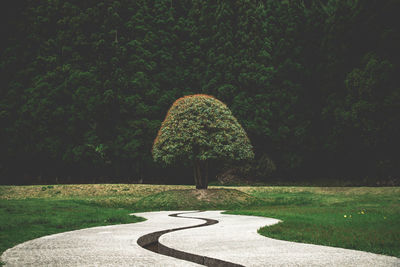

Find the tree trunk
[[193, 160, 208, 189], [204, 160, 208, 188], [193, 160, 199, 188]]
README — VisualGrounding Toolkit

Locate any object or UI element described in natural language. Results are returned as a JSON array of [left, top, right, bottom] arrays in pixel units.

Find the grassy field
[[0, 184, 399, 260], [227, 187, 400, 257]]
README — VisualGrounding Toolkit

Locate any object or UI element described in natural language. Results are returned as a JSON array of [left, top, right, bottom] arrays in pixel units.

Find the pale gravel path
[[1, 211, 202, 267], [161, 211, 400, 266], [1, 210, 399, 266]]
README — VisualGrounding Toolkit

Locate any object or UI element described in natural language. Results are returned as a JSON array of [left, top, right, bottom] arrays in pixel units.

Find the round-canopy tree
[[152, 94, 254, 189]]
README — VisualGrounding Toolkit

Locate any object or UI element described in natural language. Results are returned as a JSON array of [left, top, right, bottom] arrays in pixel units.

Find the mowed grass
[[0, 184, 216, 257], [134, 188, 257, 211], [0, 184, 399, 259], [0, 198, 144, 258], [227, 188, 400, 257]]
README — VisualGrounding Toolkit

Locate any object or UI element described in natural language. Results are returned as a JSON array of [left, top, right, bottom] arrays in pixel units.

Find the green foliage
[[152, 95, 254, 165], [0, 0, 399, 183], [237, 154, 277, 180]]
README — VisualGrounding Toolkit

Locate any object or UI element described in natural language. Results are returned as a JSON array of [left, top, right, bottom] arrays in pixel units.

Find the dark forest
[[1, 0, 399, 185]]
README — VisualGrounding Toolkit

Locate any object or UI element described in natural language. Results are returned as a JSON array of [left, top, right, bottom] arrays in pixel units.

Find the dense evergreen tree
[[1, 0, 399, 184], [153, 94, 254, 189]]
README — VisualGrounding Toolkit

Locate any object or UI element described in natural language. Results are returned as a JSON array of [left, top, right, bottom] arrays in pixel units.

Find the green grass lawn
[[0, 184, 399, 260], [226, 188, 400, 257], [0, 198, 144, 258]]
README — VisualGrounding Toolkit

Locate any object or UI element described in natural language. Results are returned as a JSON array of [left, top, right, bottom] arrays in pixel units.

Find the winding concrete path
[[1, 211, 202, 267], [1, 211, 399, 266], [160, 211, 400, 266]]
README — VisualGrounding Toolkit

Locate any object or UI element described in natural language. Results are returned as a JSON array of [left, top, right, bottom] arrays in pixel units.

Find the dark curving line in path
[[137, 211, 244, 267]]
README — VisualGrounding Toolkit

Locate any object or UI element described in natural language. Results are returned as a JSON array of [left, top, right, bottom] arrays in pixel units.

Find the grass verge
[[0, 198, 144, 257]]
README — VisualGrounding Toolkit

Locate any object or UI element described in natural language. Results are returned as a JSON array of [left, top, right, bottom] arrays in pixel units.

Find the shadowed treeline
[[0, 0, 399, 185]]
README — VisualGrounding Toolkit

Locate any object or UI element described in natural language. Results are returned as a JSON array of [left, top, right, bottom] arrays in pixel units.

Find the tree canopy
[[0, 0, 399, 185], [153, 94, 253, 188], [153, 94, 254, 163]]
